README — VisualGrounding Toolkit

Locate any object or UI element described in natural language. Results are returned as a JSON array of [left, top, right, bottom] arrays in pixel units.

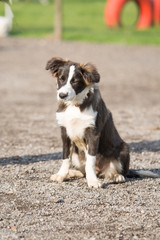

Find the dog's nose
[[59, 92, 68, 99]]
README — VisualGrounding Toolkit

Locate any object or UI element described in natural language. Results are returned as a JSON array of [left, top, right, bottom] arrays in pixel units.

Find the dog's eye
[[71, 78, 79, 84]]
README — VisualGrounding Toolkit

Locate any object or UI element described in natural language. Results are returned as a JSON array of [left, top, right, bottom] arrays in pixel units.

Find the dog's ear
[[46, 57, 67, 77], [80, 63, 100, 85]]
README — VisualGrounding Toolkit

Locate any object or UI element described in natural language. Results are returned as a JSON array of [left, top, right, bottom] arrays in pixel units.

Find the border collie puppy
[[46, 57, 158, 188]]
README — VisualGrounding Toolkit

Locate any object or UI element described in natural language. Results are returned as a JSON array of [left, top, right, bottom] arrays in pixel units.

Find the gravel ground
[[0, 37, 160, 240]]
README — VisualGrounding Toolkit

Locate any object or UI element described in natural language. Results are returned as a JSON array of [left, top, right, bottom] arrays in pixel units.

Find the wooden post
[[54, 0, 62, 40]]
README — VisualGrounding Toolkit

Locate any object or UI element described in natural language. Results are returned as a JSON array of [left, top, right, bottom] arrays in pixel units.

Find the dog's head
[[46, 57, 100, 102]]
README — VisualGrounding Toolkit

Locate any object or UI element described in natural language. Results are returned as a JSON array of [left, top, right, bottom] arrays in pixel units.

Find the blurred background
[[0, 0, 160, 44], [0, 2, 160, 239]]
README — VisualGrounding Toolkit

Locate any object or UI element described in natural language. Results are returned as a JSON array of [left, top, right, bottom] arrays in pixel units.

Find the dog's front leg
[[86, 154, 101, 188], [85, 128, 101, 188], [50, 127, 71, 182]]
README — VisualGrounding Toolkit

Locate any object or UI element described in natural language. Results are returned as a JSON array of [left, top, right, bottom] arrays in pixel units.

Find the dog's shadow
[[0, 140, 160, 182], [129, 139, 160, 153], [0, 152, 62, 166], [101, 175, 158, 189]]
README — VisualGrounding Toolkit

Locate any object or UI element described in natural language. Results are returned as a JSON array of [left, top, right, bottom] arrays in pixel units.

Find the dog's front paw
[[87, 178, 101, 188], [50, 174, 65, 183]]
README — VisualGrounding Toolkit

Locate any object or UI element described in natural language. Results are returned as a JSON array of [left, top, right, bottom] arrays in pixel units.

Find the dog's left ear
[[80, 63, 100, 85]]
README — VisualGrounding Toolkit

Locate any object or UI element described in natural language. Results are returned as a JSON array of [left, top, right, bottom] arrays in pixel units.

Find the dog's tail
[[127, 169, 159, 178]]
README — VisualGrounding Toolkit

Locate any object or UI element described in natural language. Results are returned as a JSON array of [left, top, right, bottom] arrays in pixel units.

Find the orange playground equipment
[[105, 0, 160, 29]]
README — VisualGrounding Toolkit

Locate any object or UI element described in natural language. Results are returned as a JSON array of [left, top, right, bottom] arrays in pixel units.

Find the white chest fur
[[56, 105, 97, 141]]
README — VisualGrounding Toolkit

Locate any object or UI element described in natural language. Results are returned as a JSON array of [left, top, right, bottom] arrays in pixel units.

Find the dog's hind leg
[[105, 143, 130, 183], [104, 160, 125, 183], [119, 143, 130, 177], [67, 169, 84, 179], [113, 173, 125, 183]]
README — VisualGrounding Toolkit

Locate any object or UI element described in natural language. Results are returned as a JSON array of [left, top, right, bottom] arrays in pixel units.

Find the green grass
[[0, 1, 54, 37], [0, 0, 160, 45]]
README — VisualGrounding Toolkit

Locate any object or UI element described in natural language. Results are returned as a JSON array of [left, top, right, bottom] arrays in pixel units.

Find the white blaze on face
[[68, 65, 75, 82], [57, 65, 76, 101]]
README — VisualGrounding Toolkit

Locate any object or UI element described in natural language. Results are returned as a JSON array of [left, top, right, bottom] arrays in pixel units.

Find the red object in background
[[137, 0, 152, 28], [153, 0, 160, 25], [105, 0, 160, 29]]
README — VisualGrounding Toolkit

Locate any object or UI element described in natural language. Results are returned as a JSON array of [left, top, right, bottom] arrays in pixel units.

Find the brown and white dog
[[46, 57, 159, 188]]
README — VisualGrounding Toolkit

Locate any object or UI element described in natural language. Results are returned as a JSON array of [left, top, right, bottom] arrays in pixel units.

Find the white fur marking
[[110, 161, 122, 173], [50, 158, 70, 182], [68, 169, 84, 178], [72, 152, 81, 169], [58, 158, 70, 176], [57, 65, 76, 101], [114, 174, 125, 183], [105, 161, 123, 181], [56, 105, 97, 140], [68, 65, 75, 81], [71, 86, 92, 105], [85, 153, 101, 188]]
